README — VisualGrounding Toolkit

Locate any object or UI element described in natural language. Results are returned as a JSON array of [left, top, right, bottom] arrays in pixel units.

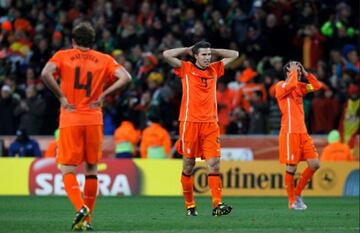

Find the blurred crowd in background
[[0, 0, 359, 148]]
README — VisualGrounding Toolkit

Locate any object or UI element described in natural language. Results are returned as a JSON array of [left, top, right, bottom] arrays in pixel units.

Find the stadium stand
[[0, 0, 359, 156]]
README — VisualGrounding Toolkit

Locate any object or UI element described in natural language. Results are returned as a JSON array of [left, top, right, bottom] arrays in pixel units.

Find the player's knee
[[286, 164, 297, 173], [209, 165, 220, 173], [183, 160, 195, 174], [85, 163, 98, 174], [310, 162, 320, 171], [60, 165, 76, 175], [207, 160, 220, 172], [182, 167, 193, 175]]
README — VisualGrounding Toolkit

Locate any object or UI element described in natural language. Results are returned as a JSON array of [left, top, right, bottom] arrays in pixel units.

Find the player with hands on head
[[275, 60, 322, 210], [163, 41, 238, 216]]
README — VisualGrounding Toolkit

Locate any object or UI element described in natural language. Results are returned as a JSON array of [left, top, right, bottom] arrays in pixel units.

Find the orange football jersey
[[174, 61, 224, 122], [275, 71, 322, 134], [49, 48, 121, 128]]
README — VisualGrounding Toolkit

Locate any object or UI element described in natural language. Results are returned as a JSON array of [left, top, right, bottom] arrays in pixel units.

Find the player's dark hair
[[72, 22, 95, 48], [192, 41, 211, 55]]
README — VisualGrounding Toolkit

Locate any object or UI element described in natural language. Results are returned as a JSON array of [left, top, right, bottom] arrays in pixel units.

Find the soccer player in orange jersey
[[41, 22, 132, 230], [163, 41, 238, 216], [275, 61, 322, 210]]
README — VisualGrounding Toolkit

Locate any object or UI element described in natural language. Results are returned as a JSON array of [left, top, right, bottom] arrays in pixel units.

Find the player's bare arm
[[41, 62, 75, 111], [89, 66, 132, 108], [211, 49, 239, 68], [162, 47, 192, 68]]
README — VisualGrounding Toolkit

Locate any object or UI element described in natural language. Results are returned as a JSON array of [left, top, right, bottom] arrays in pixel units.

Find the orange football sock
[[84, 175, 98, 223], [63, 173, 84, 211], [181, 172, 195, 209], [285, 171, 295, 204], [295, 167, 315, 196], [208, 173, 222, 208]]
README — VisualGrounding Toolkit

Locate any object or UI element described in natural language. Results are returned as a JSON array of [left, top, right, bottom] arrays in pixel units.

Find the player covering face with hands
[[275, 61, 322, 210], [163, 41, 238, 216], [41, 22, 132, 231]]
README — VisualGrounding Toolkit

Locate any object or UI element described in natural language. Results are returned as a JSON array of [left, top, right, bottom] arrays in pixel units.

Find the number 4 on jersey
[[74, 67, 92, 97]]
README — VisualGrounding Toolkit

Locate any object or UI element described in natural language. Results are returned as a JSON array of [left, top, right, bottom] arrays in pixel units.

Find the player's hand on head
[[288, 61, 299, 73], [59, 96, 75, 112], [297, 62, 308, 77]]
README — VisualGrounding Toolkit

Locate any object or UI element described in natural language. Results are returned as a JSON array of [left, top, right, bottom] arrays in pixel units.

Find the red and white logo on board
[[29, 158, 141, 196]]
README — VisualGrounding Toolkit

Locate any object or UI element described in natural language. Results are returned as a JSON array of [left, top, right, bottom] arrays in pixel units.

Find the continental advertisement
[[0, 158, 358, 196], [192, 161, 359, 196]]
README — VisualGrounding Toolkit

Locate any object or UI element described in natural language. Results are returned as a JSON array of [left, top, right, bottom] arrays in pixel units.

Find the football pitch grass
[[0, 196, 358, 233]]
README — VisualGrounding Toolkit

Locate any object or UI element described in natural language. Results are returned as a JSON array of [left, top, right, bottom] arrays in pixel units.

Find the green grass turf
[[0, 196, 358, 233]]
